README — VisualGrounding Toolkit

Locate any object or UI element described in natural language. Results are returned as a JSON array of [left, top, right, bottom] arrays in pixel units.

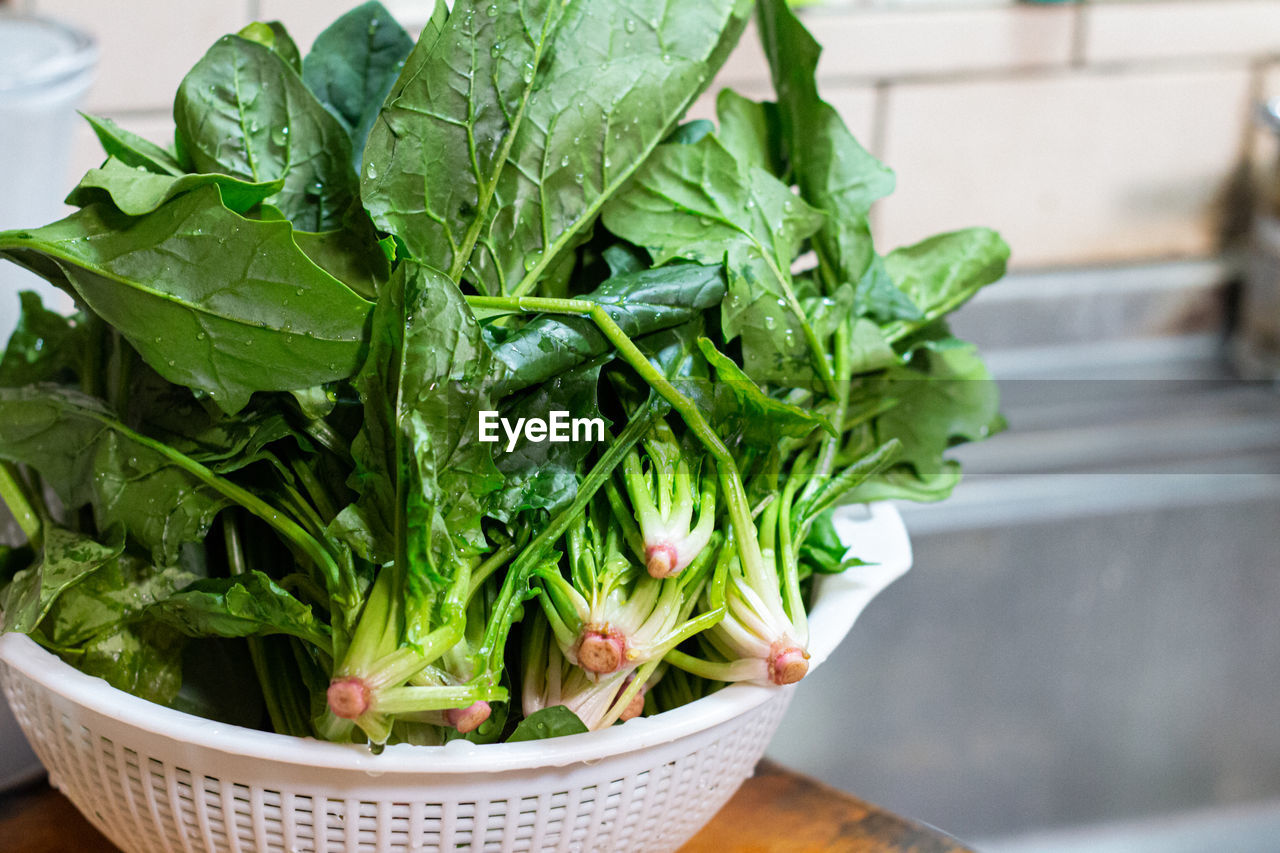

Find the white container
[[0, 503, 910, 853], [0, 13, 97, 342]]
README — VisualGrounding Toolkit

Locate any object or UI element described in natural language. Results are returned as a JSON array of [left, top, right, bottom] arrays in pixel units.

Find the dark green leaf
[[364, 0, 748, 295], [853, 255, 923, 326], [0, 386, 230, 565], [507, 705, 588, 741], [873, 340, 1001, 473], [666, 119, 716, 147], [146, 408, 309, 479], [0, 291, 90, 387], [755, 0, 894, 288], [881, 229, 1010, 342], [490, 362, 605, 521], [65, 156, 284, 215], [696, 336, 833, 446], [602, 133, 826, 384], [0, 186, 373, 413], [799, 509, 868, 575], [73, 621, 187, 705], [80, 113, 184, 176], [40, 554, 197, 648], [490, 263, 726, 395], [1, 524, 125, 633], [302, 1, 415, 169], [293, 223, 390, 302], [239, 21, 303, 73], [841, 338, 1000, 505], [147, 570, 331, 651], [343, 262, 500, 642], [175, 35, 359, 231], [470, 0, 751, 296], [362, 0, 568, 277]]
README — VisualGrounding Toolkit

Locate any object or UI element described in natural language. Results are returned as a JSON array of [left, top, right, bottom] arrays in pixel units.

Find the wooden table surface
[[0, 761, 971, 853]]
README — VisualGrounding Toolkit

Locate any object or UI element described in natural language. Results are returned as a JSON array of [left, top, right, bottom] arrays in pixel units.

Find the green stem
[[468, 540, 519, 600], [376, 683, 505, 716], [80, 314, 105, 401], [299, 418, 352, 465], [226, 514, 292, 735], [477, 399, 658, 676], [663, 648, 741, 682], [604, 478, 645, 562], [224, 514, 246, 576], [466, 295, 771, 604], [79, 410, 356, 616], [340, 567, 398, 677], [108, 331, 133, 414], [808, 320, 851, 493], [289, 458, 337, 524], [777, 473, 806, 638], [0, 463, 40, 547], [600, 658, 662, 729]]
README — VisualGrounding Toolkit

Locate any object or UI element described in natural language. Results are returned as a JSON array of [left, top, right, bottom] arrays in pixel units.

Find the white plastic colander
[[0, 502, 910, 853]]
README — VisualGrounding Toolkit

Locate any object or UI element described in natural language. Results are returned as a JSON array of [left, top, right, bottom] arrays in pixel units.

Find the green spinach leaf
[[470, 0, 751, 296], [755, 0, 895, 296], [489, 263, 726, 395], [302, 1, 416, 169], [1, 524, 126, 634], [239, 21, 303, 73], [65, 156, 283, 216], [507, 705, 588, 741], [362, 0, 569, 278], [696, 337, 833, 446], [341, 262, 501, 644], [147, 570, 331, 652], [80, 114, 184, 176], [881, 229, 1010, 343], [0, 292, 90, 387], [490, 362, 605, 521], [175, 35, 359, 231], [601, 133, 826, 385], [0, 386, 229, 564], [0, 186, 373, 413]]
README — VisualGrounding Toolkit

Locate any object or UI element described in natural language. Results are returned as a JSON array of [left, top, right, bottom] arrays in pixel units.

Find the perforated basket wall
[[1, 659, 791, 853], [0, 502, 911, 853]]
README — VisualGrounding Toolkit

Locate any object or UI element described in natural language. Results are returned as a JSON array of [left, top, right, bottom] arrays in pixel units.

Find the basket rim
[[0, 503, 910, 775]]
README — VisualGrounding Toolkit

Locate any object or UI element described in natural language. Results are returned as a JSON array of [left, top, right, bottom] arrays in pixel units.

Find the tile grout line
[[869, 80, 890, 163], [1069, 1, 1089, 69], [776, 53, 1262, 94]]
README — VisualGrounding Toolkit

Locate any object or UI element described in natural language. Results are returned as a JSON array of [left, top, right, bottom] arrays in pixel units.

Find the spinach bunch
[[0, 0, 1006, 744]]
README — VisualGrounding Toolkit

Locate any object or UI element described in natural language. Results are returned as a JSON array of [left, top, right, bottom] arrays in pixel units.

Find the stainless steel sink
[[768, 260, 1280, 847]]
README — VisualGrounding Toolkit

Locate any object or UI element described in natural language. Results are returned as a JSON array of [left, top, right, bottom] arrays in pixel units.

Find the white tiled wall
[[875, 67, 1253, 268], [1083, 0, 1280, 64], [20, 0, 1274, 270]]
